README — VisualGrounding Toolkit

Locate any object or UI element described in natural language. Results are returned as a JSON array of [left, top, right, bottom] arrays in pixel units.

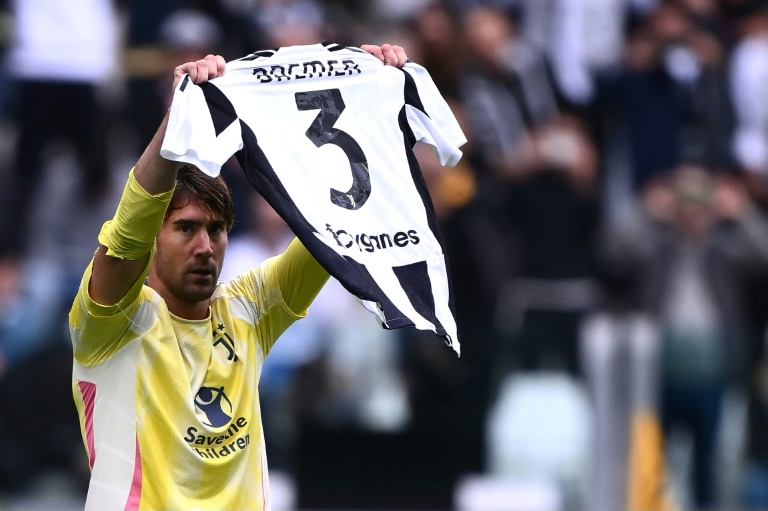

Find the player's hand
[[173, 54, 227, 89], [361, 44, 408, 68]]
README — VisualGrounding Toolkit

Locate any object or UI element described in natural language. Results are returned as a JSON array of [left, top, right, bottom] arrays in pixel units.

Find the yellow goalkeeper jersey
[[69, 244, 315, 511]]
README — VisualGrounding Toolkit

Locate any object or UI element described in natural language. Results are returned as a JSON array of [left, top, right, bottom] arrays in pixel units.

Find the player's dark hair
[[167, 164, 235, 231]]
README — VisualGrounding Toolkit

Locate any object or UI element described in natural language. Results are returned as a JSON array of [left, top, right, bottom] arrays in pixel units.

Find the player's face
[[153, 201, 228, 311]]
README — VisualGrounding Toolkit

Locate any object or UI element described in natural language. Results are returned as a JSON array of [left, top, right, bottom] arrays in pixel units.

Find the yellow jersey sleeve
[[226, 238, 328, 356], [69, 253, 153, 367], [275, 237, 330, 315]]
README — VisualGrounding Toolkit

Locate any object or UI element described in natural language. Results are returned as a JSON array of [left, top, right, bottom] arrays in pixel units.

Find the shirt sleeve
[[160, 76, 244, 177], [69, 256, 151, 366], [402, 62, 467, 167], [274, 237, 330, 315]]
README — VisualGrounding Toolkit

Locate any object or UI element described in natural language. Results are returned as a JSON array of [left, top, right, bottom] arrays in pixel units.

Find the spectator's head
[[411, 1, 461, 51], [462, 5, 515, 70], [671, 165, 716, 236], [406, 1, 466, 93], [258, 0, 328, 47], [625, 1, 724, 72], [675, 0, 720, 21], [643, 164, 756, 237], [652, 1, 694, 45]]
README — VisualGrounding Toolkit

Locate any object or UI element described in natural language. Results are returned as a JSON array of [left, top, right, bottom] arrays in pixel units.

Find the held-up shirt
[[161, 42, 467, 354], [69, 238, 324, 511]]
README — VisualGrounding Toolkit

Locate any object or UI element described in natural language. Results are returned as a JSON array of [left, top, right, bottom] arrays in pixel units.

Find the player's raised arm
[[88, 55, 226, 307]]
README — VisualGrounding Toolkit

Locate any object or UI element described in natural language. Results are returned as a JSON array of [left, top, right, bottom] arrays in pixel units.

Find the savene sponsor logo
[[325, 223, 420, 253], [183, 416, 251, 459]]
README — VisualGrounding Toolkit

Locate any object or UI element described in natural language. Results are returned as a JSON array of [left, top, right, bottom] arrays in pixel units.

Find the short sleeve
[[160, 76, 244, 177], [402, 63, 467, 167], [69, 258, 149, 366]]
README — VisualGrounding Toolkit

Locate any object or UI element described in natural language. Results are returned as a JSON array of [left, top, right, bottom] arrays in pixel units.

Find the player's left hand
[[361, 44, 408, 68]]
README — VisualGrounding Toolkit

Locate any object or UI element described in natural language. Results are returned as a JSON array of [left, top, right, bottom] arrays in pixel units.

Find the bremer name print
[[252, 59, 361, 83]]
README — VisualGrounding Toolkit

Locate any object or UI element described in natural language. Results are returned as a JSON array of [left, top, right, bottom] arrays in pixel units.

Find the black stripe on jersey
[[397, 108, 439, 232], [199, 83, 238, 136], [238, 49, 278, 61], [392, 261, 447, 337], [180, 75, 190, 92], [398, 74, 441, 246], [402, 70, 429, 117], [235, 119, 413, 329], [397, 106, 459, 344], [398, 105, 417, 148], [321, 41, 347, 52]]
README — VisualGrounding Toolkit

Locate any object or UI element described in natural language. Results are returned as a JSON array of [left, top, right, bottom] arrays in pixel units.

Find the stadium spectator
[[600, 164, 768, 507], [458, 5, 601, 375], [0, 1, 121, 495], [723, 1, 768, 506], [596, 1, 734, 193], [0, 0, 118, 261]]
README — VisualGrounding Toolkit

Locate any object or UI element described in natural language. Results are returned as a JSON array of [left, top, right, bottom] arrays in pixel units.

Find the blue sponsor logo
[[194, 386, 232, 427]]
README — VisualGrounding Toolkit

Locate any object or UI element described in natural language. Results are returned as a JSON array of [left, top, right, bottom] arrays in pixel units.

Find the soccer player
[[69, 45, 406, 511]]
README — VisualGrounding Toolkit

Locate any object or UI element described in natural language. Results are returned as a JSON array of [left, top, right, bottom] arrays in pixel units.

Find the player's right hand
[[173, 54, 227, 89], [361, 44, 408, 68]]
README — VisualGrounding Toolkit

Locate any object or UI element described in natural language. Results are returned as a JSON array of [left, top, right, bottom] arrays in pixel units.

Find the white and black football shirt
[[161, 42, 467, 354]]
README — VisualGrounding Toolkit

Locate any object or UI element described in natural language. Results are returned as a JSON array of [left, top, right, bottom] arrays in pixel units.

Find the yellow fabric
[[275, 237, 330, 317], [627, 409, 677, 511], [69, 241, 328, 510], [97, 168, 174, 260]]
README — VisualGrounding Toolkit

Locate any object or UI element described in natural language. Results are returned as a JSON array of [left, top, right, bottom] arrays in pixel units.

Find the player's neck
[[164, 294, 211, 320]]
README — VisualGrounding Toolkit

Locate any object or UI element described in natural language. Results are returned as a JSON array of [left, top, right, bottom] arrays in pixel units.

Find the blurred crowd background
[[0, 0, 766, 510]]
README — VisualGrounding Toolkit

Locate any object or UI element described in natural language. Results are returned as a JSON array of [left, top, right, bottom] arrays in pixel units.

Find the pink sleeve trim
[[77, 381, 97, 470], [124, 436, 143, 510]]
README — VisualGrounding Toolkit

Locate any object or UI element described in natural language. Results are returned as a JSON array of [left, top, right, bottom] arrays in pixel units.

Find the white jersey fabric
[[161, 42, 466, 354]]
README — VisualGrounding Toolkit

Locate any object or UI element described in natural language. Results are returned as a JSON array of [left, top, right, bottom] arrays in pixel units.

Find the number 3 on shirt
[[295, 89, 371, 210]]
